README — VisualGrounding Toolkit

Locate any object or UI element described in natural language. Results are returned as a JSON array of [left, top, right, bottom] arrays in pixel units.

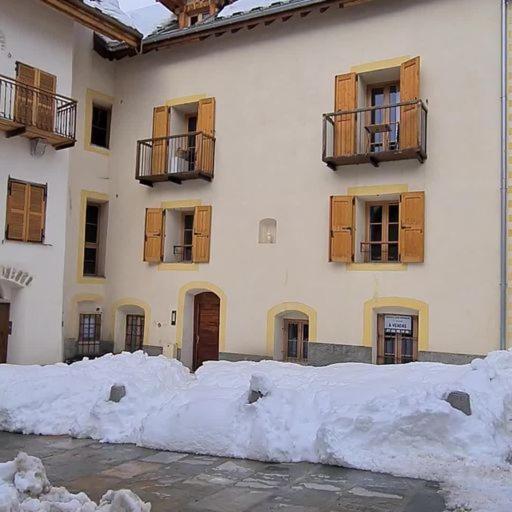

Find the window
[[367, 82, 400, 153], [82, 200, 108, 277], [283, 319, 309, 362], [125, 314, 144, 352], [91, 104, 111, 149], [78, 313, 101, 357], [145, 205, 212, 264], [329, 192, 425, 264], [377, 314, 418, 364], [363, 202, 399, 262], [5, 178, 46, 243]]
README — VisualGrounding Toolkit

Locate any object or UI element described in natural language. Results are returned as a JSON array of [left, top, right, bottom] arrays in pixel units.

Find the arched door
[[193, 292, 220, 370]]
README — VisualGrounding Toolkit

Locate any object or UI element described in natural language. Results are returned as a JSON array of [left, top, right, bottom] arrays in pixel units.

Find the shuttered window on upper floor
[[143, 205, 212, 264], [5, 178, 47, 243], [329, 191, 424, 264]]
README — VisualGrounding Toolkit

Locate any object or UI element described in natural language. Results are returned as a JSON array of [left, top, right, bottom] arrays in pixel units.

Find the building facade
[[1, 0, 508, 367]]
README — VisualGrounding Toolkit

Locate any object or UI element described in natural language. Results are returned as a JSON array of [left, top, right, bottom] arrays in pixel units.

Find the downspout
[[500, 0, 508, 350]]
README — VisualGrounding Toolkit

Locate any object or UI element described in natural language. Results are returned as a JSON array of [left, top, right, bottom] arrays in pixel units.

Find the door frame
[[282, 318, 309, 362], [0, 302, 11, 364], [193, 291, 220, 370]]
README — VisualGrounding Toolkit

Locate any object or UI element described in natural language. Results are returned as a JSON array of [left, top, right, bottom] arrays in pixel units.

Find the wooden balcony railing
[[136, 131, 215, 186], [0, 74, 77, 149], [322, 99, 427, 168]]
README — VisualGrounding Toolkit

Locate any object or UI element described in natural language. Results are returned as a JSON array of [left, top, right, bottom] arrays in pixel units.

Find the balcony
[[322, 100, 427, 168], [136, 131, 215, 186], [0, 75, 77, 149]]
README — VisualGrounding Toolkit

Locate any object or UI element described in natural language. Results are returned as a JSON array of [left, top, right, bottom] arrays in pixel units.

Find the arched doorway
[[114, 303, 147, 353], [193, 292, 220, 370]]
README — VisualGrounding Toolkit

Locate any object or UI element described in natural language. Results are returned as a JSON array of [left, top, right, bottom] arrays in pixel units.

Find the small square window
[[91, 104, 111, 149]]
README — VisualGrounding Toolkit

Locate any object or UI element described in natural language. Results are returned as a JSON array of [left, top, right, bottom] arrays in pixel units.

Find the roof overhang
[[39, 0, 142, 48], [97, 0, 374, 59]]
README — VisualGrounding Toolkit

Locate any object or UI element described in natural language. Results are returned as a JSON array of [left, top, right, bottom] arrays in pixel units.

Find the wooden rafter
[[39, 0, 141, 47]]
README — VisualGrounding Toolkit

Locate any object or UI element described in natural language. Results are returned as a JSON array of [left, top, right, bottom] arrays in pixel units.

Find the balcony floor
[[0, 116, 75, 149], [137, 170, 213, 187], [324, 146, 426, 169]]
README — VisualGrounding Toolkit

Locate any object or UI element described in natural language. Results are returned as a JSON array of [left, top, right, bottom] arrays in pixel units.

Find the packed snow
[[218, 0, 296, 18], [1, 351, 512, 511], [82, 0, 140, 31], [0, 451, 150, 511]]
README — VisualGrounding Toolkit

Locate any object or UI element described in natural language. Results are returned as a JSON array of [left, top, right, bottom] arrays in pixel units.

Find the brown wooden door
[[193, 292, 220, 370], [0, 303, 10, 364]]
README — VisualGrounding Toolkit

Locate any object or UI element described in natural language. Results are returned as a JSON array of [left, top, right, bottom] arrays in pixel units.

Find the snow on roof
[[126, 3, 176, 37], [218, 0, 295, 18], [82, 0, 139, 29]]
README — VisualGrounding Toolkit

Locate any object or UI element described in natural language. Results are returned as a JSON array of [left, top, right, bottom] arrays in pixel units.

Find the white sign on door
[[384, 315, 412, 334]]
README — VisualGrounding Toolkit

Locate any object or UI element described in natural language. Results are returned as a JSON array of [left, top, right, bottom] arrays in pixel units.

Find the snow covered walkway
[[1, 351, 512, 511]]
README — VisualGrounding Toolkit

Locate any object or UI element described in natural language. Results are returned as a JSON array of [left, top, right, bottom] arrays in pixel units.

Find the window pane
[[184, 215, 194, 229], [91, 105, 111, 149], [388, 243, 399, 262], [388, 204, 399, 223], [83, 248, 97, 275], [370, 206, 382, 223], [371, 244, 382, 261], [370, 224, 382, 241], [303, 323, 309, 342], [86, 205, 98, 224], [85, 224, 97, 244], [388, 223, 398, 242], [287, 323, 298, 358]]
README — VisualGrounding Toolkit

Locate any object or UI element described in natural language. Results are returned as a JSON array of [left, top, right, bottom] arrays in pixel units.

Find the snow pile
[[218, 0, 296, 19], [0, 452, 150, 511], [126, 4, 176, 37], [82, 0, 139, 31], [1, 350, 512, 510]]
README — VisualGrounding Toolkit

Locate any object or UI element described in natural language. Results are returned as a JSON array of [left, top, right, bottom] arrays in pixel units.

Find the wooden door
[[125, 314, 144, 352], [0, 303, 10, 364], [377, 314, 418, 364], [193, 292, 220, 370]]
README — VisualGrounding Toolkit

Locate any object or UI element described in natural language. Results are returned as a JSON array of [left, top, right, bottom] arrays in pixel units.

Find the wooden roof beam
[[39, 0, 141, 47]]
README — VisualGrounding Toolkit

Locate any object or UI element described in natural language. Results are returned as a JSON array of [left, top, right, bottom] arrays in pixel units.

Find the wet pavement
[[0, 432, 445, 511]]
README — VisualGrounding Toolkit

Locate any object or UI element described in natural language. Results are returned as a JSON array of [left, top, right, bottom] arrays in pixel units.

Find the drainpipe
[[500, 0, 508, 351]]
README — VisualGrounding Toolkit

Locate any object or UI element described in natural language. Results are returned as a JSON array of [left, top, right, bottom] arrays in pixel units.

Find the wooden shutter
[[6, 181, 28, 241], [151, 106, 169, 175], [400, 57, 420, 149], [15, 63, 36, 125], [196, 98, 215, 175], [26, 185, 46, 242], [192, 205, 212, 263], [334, 73, 357, 157], [399, 191, 424, 263], [35, 70, 56, 133], [329, 196, 354, 262], [143, 208, 164, 262]]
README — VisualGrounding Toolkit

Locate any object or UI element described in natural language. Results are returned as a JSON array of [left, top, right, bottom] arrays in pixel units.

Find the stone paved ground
[[0, 432, 445, 512]]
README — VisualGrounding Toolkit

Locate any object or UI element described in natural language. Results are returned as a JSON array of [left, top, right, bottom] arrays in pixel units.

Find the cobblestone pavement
[[0, 432, 445, 512]]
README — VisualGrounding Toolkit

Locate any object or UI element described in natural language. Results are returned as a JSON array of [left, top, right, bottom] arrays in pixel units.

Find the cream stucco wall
[[65, 0, 501, 363], [0, 0, 75, 364]]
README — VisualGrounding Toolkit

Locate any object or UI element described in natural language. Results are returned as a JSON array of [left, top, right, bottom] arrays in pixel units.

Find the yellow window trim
[[175, 281, 227, 351], [266, 302, 317, 356], [350, 56, 411, 74], [165, 94, 207, 107], [347, 184, 408, 197], [111, 298, 151, 347], [158, 263, 198, 271], [347, 263, 407, 272], [363, 297, 429, 352], [84, 89, 114, 156], [160, 199, 202, 209], [76, 190, 109, 284]]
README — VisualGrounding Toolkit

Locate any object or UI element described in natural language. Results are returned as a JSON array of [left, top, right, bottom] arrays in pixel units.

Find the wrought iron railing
[[136, 131, 215, 180], [173, 244, 193, 263], [322, 99, 427, 166], [360, 241, 400, 263], [0, 74, 77, 140]]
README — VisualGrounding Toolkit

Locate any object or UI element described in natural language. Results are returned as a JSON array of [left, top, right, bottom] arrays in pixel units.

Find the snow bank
[[0, 452, 150, 511], [1, 351, 512, 511]]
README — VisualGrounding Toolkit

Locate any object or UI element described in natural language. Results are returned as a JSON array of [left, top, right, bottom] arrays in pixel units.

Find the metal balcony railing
[[360, 241, 400, 263], [0, 74, 77, 146], [136, 131, 215, 185], [322, 99, 427, 168], [173, 244, 193, 263]]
